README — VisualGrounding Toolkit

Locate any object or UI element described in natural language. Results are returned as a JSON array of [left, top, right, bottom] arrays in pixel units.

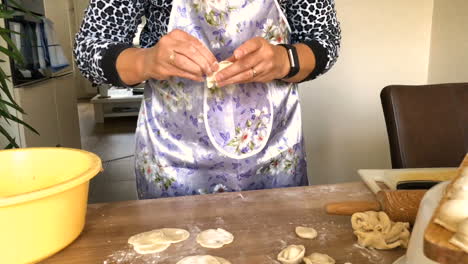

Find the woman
[[74, 0, 341, 198]]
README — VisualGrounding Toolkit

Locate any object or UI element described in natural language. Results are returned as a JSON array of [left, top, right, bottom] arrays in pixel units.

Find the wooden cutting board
[[424, 154, 468, 264]]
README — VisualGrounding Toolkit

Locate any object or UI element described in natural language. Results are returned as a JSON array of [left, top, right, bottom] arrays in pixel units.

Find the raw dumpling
[[303, 253, 336, 264], [196, 228, 234, 248], [295, 226, 318, 239], [176, 255, 231, 264], [435, 199, 468, 232], [277, 245, 305, 264], [351, 211, 410, 249], [206, 61, 233, 89], [128, 228, 190, 254], [449, 217, 468, 253]]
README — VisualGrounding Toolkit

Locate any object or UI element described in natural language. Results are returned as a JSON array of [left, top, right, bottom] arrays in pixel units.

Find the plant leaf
[[4, 141, 16, 149], [0, 66, 16, 104], [0, 32, 24, 65], [0, 46, 22, 63], [0, 97, 25, 114], [0, 124, 19, 147], [0, 108, 39, 135]]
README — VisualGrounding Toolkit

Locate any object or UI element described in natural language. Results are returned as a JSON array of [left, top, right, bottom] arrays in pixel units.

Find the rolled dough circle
[[196, 228, 234, 248], [295, 226, 318, 239], [128, 228, 190, 254], [133, 243, 171, 254], [176, 255, 231, 264], [277, 245, 305, 264], [303, 253, 336, 264]]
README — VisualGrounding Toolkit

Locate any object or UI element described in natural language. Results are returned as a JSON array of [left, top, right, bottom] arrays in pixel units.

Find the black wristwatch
[[278, 44, 300, 79]]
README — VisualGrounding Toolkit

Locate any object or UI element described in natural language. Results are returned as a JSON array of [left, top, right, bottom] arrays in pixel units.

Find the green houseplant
[[0, 0, 38, 149]]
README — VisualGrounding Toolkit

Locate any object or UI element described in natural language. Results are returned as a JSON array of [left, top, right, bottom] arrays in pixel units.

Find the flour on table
[[303, 252, 336, 264], [176, 255, 231, 264], [351, 211, 410, 250], [295, 226, 318, 239], [277, 244, 305, 264], [196, 228, 234, 248], [128, 228, 190, 254]]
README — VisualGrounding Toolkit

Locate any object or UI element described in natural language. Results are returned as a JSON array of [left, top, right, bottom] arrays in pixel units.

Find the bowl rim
[[0, 147, 102, 208]]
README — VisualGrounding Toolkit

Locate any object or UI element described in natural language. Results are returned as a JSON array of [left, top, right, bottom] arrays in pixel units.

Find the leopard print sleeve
[[281, 0, 341, 81], [73, 0, 148, 85]]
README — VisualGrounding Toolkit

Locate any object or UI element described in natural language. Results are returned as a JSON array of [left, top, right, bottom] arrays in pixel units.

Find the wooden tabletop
[[42, 182, 405, 264]]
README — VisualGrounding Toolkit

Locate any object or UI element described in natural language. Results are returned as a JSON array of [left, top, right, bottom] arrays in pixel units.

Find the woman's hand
[[117, 29, 219, 85], [215, 37, 290, 87]]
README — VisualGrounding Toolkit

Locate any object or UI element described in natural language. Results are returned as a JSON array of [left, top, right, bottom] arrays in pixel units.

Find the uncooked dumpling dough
[[176, 255, 231, 264], [351, 211, 410, 250], [206, 61, 233, 89], [277, 245, 305, 264], [449, 217, 468, 253], [196, 228, 234, 248], [128, 228, 190, 254], [303, 253, 336, 264], [295, 226, 318, 239], [435, 199, 468, 232], [133, 243, 171, 254]]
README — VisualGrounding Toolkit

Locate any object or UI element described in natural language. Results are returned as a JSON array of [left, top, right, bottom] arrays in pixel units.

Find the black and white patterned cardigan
[[74, 0, 341, 86]]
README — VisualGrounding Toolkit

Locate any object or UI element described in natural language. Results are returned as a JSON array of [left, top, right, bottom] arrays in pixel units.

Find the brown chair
[[380, 83, 468, 168]]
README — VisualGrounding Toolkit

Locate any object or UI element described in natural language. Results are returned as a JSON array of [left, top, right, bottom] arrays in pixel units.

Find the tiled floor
[[78, 101, 138, 203]]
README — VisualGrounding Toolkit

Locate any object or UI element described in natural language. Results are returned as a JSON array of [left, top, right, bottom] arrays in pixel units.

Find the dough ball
[[303, 253, 336, 264], [295, 226, 318, 239], [196, 228, 234, 248], [133, 243, 171, 254], [435, 199, 468, 232], [176, 255, 231, 264], [206, 61, 233, 89], [128, 228, 190, 254], [450, 174, 468, 198], [277, 245, 305, 264], [449, 217, 468, 253], [351, 211, 410, 250]]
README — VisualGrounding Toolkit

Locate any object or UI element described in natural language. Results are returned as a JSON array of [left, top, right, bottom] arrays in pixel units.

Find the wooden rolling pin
[[325, 190, 427, 225]]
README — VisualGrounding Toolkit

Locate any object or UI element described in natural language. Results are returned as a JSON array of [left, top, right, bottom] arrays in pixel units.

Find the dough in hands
[[295, 226, 318, 239], [303, 253, 336, 264], [196, 228, 234, 248], [351, 211, 410, 250], [176, 255, 231, 264], [128, 228, 190, 254], [449, 217, 468, 253], [434, 199, 468, 232], [277, 245, 305, 264], [206, 61, 233, 89]]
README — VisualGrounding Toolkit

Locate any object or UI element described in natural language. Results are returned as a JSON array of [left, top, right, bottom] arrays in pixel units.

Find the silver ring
[[251, 67, 257, 78]]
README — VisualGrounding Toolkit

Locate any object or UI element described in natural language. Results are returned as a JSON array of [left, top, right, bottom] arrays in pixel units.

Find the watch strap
[[279, 44, 300, 79]]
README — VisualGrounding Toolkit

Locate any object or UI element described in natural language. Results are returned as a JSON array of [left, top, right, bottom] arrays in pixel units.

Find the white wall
[[428, 0, 468, 84], [300, 0, 434, 184]]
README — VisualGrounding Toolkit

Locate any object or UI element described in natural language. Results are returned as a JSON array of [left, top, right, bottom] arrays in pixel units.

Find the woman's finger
[[169, 30, 218, 73], [216, 52, 260, 82], [217, 66, 263, 87], [167, 64, 204, 82], [233, 37, 263, 59], [171, 52, 203, 76], [172, 42, 214, 76]]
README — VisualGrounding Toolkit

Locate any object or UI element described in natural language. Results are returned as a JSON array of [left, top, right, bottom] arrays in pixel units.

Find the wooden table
[[42, 183, 405, 264]]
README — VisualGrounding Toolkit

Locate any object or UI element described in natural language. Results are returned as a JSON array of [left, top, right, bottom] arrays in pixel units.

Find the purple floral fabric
[[135, 0, 308, 198]]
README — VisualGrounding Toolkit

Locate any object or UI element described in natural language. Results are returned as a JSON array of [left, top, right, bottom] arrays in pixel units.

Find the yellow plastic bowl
[[0, 148, 102, 264]]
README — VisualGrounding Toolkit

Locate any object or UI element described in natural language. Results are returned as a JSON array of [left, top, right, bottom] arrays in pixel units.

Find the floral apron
[[135, 0, 308, 199]]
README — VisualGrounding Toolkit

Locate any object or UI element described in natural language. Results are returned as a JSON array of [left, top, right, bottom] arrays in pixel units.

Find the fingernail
[[234, 50, 243, 59], [212, 62, 219, 72]]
